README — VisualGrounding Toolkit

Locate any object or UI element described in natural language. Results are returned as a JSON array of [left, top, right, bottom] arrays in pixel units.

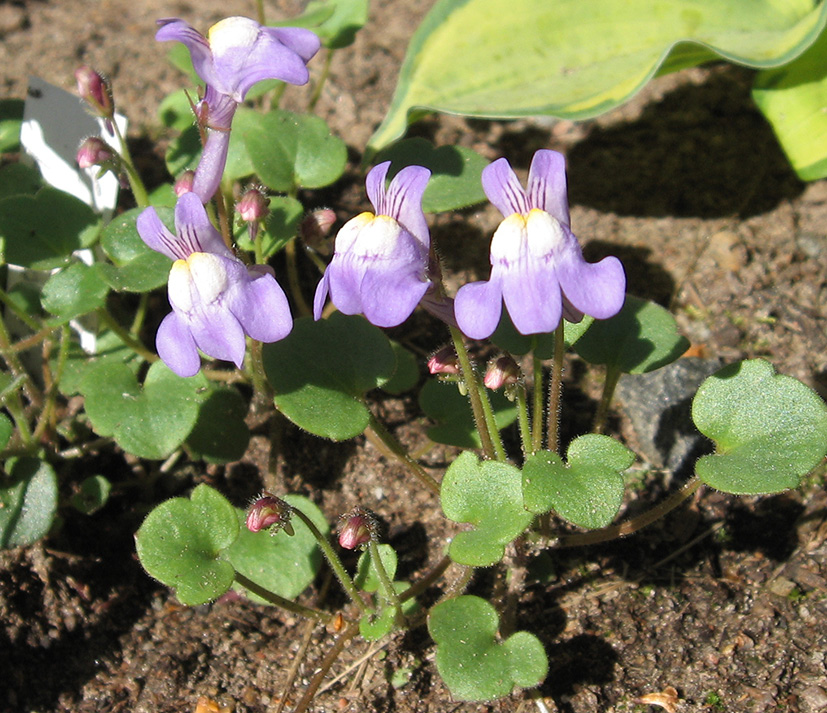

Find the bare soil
[[1, 1, 826, 712]]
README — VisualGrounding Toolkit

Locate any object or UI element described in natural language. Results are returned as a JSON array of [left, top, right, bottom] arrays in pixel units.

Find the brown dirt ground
[[1, 1, 827, 712]]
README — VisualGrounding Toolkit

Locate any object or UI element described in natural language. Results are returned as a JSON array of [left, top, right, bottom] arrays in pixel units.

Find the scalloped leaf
[[522, 435, 635, 529], [368, 0, 827, 153], [0, 458, 58, 548], [429, 595, 548, 701], [355, 543, 398, 593], [263, 314, 396, 440], [135, 484, 239, 605], [692, 359, 827, 494], [440, 451, 533, 566], [573, 295, 688, 374], [226, 495, 328, 601]]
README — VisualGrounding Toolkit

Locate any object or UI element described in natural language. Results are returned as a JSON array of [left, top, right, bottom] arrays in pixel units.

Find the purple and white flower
[[455, 150, 626, 339], [313, 162, 433, 328], [156, 16, 320, 202], [137, 192, 292, 377]]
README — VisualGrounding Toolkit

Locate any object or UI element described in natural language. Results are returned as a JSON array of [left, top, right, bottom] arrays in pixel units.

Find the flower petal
[[192, 127, 233, 204], [173, 192, 234, 258], [156, 19, 220, 90], [227, 270, 293, 343], [527, 150, 570, 227], [365, 161, 391, 214], [383, 165, 431, 249], [313, 271, 331, 320], [359, 260, 429, 327], [156, 311, 201, 377], [501, 256, 563, 335], [188, 302, 247, 367], [455, 277, 505, 340], [482, 157, 530, 217], [137, 206, 184, 261], [556, 249, 626, 319]]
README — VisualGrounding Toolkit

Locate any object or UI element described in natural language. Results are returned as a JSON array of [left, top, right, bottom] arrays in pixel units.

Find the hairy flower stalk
[[313, 162, 436, 327], [156, 16, 320, 202], [455, 149, 626, 339], [137, 192, 292, 377]]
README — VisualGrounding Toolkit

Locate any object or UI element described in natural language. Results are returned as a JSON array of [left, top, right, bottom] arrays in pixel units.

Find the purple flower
[[156, 17, 320, 202], [137, 192, 292, 377], [313, 162, 432, 328], [455, 150, 626, 340]]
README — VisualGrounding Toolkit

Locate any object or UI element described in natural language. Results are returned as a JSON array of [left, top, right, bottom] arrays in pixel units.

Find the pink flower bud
[[338, 507, 376, 550], [484, 355, 520, 390], [237, 187, 270, 223], [301, 208, 337, 251], [76, 137, 116, 169], [427, 345, 460, 376], [75, 66, 115, 119], [174, 170, 195, 197], [245, 493, 294, 535]]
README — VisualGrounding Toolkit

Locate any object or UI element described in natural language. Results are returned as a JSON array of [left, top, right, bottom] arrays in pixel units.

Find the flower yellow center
[[167, 252, 228, 313], [490, 208, 564, 263]]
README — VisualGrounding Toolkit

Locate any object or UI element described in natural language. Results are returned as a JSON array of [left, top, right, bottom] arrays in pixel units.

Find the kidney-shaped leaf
[[692, 359, 827, 494], [522, 435, 635, 529], [0, 457, 58, 549], [368, 0, 827, 153], [263, 314, 396, 440], [429, 595, 548, 701], [135, 484, 239, 605], [441, 451, 533, 566]]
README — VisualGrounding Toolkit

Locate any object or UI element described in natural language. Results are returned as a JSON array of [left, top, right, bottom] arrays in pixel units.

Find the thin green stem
[[33, 325, 70, 443], [111, 121, 149, 208], [476, 375, 507, 461], [291, 505, 370, 616], [0, 288, 40, 331], [129, 292, 149, 336], [546, 326, 566, 455], [531, 354, 544, 452], [593, 366, 621, 435], [365, 415, 440, 496], [234, 572, 331, 623], [96, 308, 157, 363], [0, 375, 32, 449], [0, 306, 41, 408], [2, 326, 53, 355], [556, 475, 702, 548], [308, 50, 334, 112], [247, 338, 273, 401], [284, 238, 312, 317], [367, 539, 405, 625], [515, 382, 532, 460], [449, 324, 495, 459], [254, 0, 266, 24]]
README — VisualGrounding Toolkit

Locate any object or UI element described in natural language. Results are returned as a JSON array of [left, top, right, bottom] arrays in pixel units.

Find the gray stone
[[616, 357, 723, 479]]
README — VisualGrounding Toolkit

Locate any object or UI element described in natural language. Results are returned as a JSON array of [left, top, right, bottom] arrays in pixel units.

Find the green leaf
[[165, 124, 201, 179], [99, 207, 172, 292], [227, 495, 328, 601], [573, 295, 688, 374], [692, 359, 827, 494], [359, 582, 416, 640], [158, 89, 197, 131], [135, 484, 239, 605], [0, 188, 99, 269], [355, 543, 398, 593], [380, 340, 420, 395], [440, 451, 533, 566], [419, 378, 516, 449], [753, 24, 827, 180], [57, 330, 142, 397], [69, 475, 112, 515], [429, 595, 548, 701], [245, 109, 347, 192], [302, 0, 369, 49], [522, 435, 635, 529], [185, 387, 250, 464], [368, 0, 827, 153], [491, 312, 593, 358], [0, 99, 23, 153], [234, 195, 303, 259], [80, 361, 207, 460], [375, 138, 488, 212], [0, 458, 58, 548], [0, 163, 42, 200], [0, 413, 13, 451], [41, 262, 109, 323], [263, 314, 396, 440]]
